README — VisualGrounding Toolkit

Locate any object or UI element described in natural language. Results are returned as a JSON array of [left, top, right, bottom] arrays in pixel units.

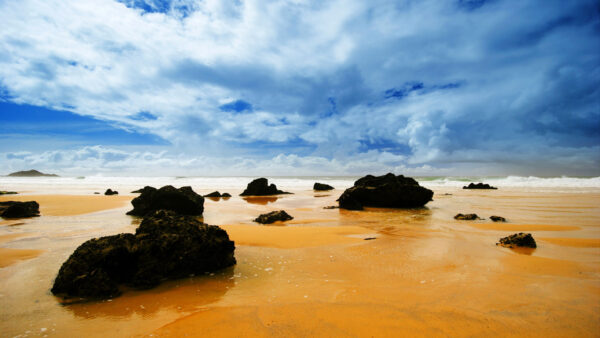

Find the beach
[[0, 176, 599, 337]]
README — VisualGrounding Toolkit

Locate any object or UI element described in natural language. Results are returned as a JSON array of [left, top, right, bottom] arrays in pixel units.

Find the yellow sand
[[0, 194, 132, 216], [0, 189, 599, 337], [0, 248, 44, 268]]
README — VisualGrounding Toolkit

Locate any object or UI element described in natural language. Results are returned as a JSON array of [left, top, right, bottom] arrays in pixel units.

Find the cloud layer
[[0, 0, 598, 175]]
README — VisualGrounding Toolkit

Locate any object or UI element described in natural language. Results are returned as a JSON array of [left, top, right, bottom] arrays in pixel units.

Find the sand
[[0, 194, 132, 216], [0, 187, 599, 337]]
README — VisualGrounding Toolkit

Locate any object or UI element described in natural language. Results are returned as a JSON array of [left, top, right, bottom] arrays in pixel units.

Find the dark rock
[[93, 192, 100, 194], [0, 191, 18, 195], [454, 213, 481, 220], [51, 210, 236, 300], [497, 233, 537, 248], [221, 193, 231, 198], [364, 237, 376, 240], [463, 183, 497, 190], [204, 191, 222, 197], [337, 173, 433, 210], [313, 183, 334, 191], [7, 169, 58, 177], [127, 185, 204, 217], [239, 178, 290, 196], [254, 210, 293, 224], [323, 205, 339, 209], [0, 201, 40, 218], [105, 189, 119, 195], [490, 215, 506, 222], [131, 186, 156, 194]]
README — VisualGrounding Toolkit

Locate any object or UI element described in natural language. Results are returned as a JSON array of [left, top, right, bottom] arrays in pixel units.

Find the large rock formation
[[254, 210, 293, 224], [51, 210, 236, 299], [0, 201, 40, 218], [463, 183, 497, 190], [497, 233, 537, 248], [313, 183, 334, 191], [127, 185, 204, 216], [7, 169, 58, 177], [337, 173, 433, 210], [239, 178, 290, 196]]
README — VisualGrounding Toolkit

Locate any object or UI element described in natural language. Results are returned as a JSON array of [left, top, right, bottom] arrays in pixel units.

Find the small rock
[[313, 183, 334, 191], [0, 191, 17, 195], [240, 178, 290, 196], [204, 191, 222, 197], [463, 183, 497, 190], [364, 237, 376, 240], [497, 233, 537, 248], [93, 192, 100, 194], [254, 210, 293, 224], [454, 213, 481, 220], [105, 189, 118, 195], [221, 193, 231, 198], [323, 206, 339, 209], [490, 215, 506, 222], [0, 201, 40, 218]]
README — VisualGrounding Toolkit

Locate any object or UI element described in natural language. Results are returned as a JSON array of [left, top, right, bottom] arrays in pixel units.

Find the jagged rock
[[463, 183, 497, 190], [131, 186, 156, 194], [204, 191, 222, 197], [127, 186, 204, 216], [454, 213, 481, 220], [7, 169, 58, 177], [0, 201, 40, 218], [51, 210, 236, 299], [105, 189, 118, 195], [337, 173, 433, 210], [254, 210, 293, 224], [239, 178, 290, 196], [0, 191, 17, 195], [313, 183, 334, 191], [490, 215, 506, 222], [497, 233, 537, 248]]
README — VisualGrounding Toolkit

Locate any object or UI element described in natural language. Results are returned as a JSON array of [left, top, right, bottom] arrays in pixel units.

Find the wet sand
[[0, 187, 599, 337], [0, 194, 132, 216]]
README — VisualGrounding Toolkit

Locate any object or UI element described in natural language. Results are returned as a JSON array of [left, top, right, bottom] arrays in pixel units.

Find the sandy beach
[[0, 180, 599, 337]]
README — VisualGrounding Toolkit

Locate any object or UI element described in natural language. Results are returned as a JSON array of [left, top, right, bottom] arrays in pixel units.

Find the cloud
[[0, 0, 598, 175]]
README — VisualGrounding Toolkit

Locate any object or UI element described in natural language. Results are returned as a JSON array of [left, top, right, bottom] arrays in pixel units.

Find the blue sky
[[0, 0, 598, 176]]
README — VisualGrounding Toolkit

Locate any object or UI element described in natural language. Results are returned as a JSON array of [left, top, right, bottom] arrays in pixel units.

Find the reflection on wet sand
[[242, 196, 278, 205], [64, 267, 235, 319]]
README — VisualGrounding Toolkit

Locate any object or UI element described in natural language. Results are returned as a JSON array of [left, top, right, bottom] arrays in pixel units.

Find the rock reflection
[[243, 196, 278, 205], [64, 267, 235, 319], [338, 207, 433, 236]]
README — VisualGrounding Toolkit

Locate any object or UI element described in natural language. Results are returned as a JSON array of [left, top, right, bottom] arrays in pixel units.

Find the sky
[[0, 0, 598, 176]]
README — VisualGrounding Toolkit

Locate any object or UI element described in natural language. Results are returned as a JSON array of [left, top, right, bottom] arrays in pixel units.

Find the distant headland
[[7, 169, 59, 177]]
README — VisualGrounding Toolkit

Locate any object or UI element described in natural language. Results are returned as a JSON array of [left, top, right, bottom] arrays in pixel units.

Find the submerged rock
[[240, 178, 290, 196], [337, 173, 433, 210], [0, 191, 17, 195], [454, 213, 481, 220], [490, 215, 506, 222], [497, 233, 537, 248], [7, 169, 58, 177], [104, 189, 119, 195], [0, 201, 40, 218], [51, 210, 236, 299], [463, 183, 497, 190], [127, 185, 204, 216], [313, 183, 334, 191], [254, 210, 293, 224]]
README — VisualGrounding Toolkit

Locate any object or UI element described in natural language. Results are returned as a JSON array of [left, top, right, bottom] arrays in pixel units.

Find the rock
[[337, 173, 433, 210], [313, 183, 334, 191], [323, 205, 339, 209], [204, 191, 222, 197], [254, 210, 293, 224], [105, 189, 119, 195], [221, 193, 231, 198], [239, 178, 290, 196], [127, 185, 204, 216], [497, 233, 537, 248], [7, 169, 58, 177], [51, 210, 236, 299], [364, 237, 376, 240], [93, 192, 100, 194], [0, 191, 18, 195], [0, 201, 40, 218], [131, 186, 156, 194], [490, 215, 506, 222], [454, 213, 481, 220], [463, 183, 497, 190]]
